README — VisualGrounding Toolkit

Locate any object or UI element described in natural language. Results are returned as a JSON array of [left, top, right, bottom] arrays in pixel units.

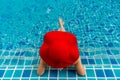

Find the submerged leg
[[37, 58, 46, 76], [58, 17, 66, 32], [74, 57, 85, 76]]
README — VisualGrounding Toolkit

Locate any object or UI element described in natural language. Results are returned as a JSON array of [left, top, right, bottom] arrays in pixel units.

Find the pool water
[[0, 0, 120, 80]]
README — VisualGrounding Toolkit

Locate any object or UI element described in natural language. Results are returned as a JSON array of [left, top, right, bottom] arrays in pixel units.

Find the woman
[[37, 18, 85, 76]]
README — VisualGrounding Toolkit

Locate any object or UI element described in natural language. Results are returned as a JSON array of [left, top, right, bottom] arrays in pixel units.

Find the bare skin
[[74, 57, 85, 76], [37, 18, 85, 76], [58, 17, 66, 31]]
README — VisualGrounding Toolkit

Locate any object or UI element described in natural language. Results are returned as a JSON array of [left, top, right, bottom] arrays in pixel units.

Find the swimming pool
[[0, 0, 120, 80]]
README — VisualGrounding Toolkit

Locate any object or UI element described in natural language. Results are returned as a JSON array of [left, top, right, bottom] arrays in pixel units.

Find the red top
[[39, 31, 79, 68]]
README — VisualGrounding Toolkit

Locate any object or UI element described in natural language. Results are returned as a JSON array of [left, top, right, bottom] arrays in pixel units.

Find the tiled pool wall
[[0, 0, 120, 80]]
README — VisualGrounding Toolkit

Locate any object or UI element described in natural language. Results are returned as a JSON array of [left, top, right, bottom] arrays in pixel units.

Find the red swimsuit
[[39, 31, 79, 68]]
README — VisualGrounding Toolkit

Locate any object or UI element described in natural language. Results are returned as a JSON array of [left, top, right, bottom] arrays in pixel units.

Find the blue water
[[0, 0, 120, 80]]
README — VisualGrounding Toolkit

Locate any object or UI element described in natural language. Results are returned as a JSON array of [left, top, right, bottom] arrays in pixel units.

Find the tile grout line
[[102, 65, 107, 80], [76, 69, 78, 80], [92, 66, 97, 80], [57, 69, 59, 80], [29, 66, 33, 80], [0, 50, 5, 57], [67, 68, 68, 80], [1, 50, 6, 65], [20, 67, 24, 80], [48, 67, 50, 80], [112, 53, 119, 65], [1, 66, 8, 80], [10, 65, 17, 80], [9, 49, 18, 66], [111, 65, 117, 80], [93, 55, 97, 80]]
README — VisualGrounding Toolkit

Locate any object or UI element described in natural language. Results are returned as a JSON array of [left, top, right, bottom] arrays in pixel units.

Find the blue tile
[[89, 52, 95, 56], [112, 65, 120, 68], [110, 59, 117, 64], [25, 60, 31, 65], [9, 52, 14, 56], [3, 52, 9, 56], [13, 70, 22, 77], [106, 50, 112, 55], [68, 70, 76, 77], [11, 59, 18, 65], [59, 79, 67, 80], [107, 79, 116, 80], [0, 70, 5, 77], [15, 52, 21, 56], [111, 50, 119, 55], [78, 77, 86, 80], [114, 70, 120, 77], [32, 59, 38, 65], [20, 52, 25, 56], [39, 79, 48, 80], [95, 69, 105, 77], [2, 79, 11, 80], [59, 69, 67, 77], [31, 70, 38, 77], [30, 78, 39, 80], [81, 59, 88, 64], [41, 70, 48, 77], [117, 78, 120, 80], [22, 70, 31, 77], [84, 52, 89, 56], [117, 59, 120, 64], [24, 51, 32, 57], [49, 78, 57, 80], [96, 51, 101, 55], [87, 69, 95, 77], [104, 69, 114, 77], [18, 60, 24, 65], [80, 52, 84, 56], [0, 59, 4, 65], [97, 78, 105, 80], [4, 70, 13, 77], [88, 59, 95, 64], [4, 59, 10, 64], [103, 59, 110, 64], [50, 70, 57, 77], [87, 78, 96, 80], [95, 59, 102, 64]]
